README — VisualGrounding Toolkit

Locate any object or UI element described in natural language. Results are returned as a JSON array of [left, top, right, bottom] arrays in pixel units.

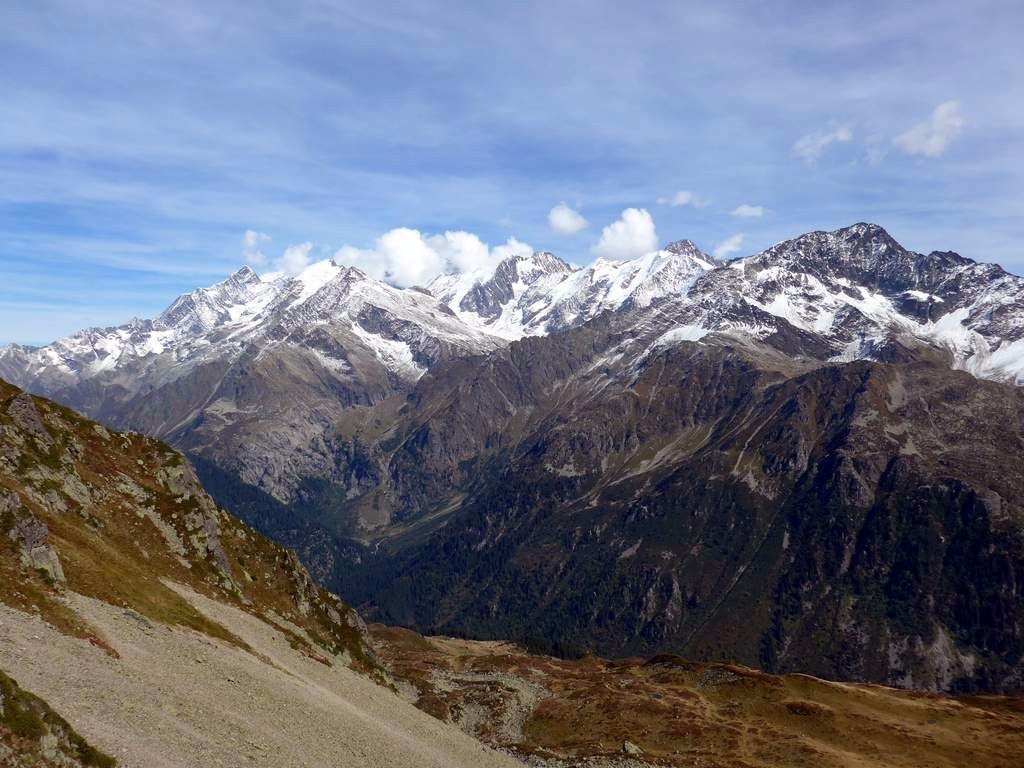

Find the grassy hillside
[[373, 624, 1024, 768], [0, 377, 378, 674]]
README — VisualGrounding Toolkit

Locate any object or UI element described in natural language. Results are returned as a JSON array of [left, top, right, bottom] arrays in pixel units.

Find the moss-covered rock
[[0, 668, 116, 767]]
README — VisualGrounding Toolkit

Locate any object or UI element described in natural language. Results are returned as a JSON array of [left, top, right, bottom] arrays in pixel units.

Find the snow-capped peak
[[664, 238, 714, 262], [155, 265, 276, 334], [426, 243, 716, 339], [4, 223, 1024, 406]]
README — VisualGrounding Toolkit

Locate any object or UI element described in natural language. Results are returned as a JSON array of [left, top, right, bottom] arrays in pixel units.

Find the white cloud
[[335, 229, 533, 287], [278, 242, 313, 276], [894, 101, 965, 158], [731, 204, 763, 218], [793, 125, 853, 164], [242, 230, 270, 266], [657, 190, 695, 207], [492, 236, 534, 262], [548, 202, 588, 234], [713, 233, 744, 260], [428, 230, 490, 274], [336, 228, 443, 287], [657, 190, 709, 208], [592, 208, 658, 261]]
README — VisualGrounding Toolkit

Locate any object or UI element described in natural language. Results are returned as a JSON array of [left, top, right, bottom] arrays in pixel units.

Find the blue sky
[[2, 0, 1022, 344]]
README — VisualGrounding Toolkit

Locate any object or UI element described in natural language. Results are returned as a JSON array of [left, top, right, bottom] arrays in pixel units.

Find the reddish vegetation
[[371, 625, 1024, 767]]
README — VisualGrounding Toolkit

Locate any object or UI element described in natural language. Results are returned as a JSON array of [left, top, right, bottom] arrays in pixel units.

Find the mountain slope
[[294, 296, 1024, 693], [0, 668, 115, 768], [0, 377, 376, 669], [0, 377, 528, 768], [0, 262, 503, 503], [4, 223, 1024, 695], [1, 384, 1023, 767], [373, 626, 1024, 768]]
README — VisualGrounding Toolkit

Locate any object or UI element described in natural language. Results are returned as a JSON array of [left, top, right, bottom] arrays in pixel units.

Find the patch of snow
[[349, 324, 425, 379], [655, 325, 709, 346]]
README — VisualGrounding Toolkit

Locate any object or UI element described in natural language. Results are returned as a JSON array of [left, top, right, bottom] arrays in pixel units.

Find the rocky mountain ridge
[[297, 302, 1024, 693], [4, 223, 1024, 409], [0, 259, 504, 503], [0, 377, 377, 672], [3, 222, 1023, 515], [3, 223, 1024, 695], [3, 378, 1022, 767]]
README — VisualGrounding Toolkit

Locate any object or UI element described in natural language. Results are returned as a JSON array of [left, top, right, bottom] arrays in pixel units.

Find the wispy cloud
[[277, 242, 314, 276], [243, 230, 270, 266], [713, 233, 745, 260], [894, 101, 965, 158], [657, 191, 697, 208], [731, 204, 763, 218], [793, 125, 853, 164]]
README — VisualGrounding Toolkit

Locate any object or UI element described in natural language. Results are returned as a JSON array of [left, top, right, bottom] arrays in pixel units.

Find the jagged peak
[[837, 221, 892, 239], [487, 249, 574, 282], [325, 260, 369, 282], [752, 222, 910, 269], [229, 264, 261, 284], [522, 249, 574, 273], [154, 263, 277, 333], [663, 239, 709, 260]]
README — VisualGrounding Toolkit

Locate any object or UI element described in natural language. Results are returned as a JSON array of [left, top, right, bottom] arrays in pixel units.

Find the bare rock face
[[622, 740, 644, 757], [6, 392, 52, 451], [1, 490, 65, 584]]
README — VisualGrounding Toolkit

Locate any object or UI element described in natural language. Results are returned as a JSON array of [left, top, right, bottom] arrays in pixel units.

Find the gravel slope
[[0, 584, 524, 768]]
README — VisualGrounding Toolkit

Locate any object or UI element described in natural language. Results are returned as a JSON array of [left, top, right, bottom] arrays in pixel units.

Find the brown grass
[[370, 623, 1024, 768]]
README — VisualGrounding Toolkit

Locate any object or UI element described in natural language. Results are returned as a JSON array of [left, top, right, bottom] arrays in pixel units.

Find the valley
[[4, 224, 1024, 694], [5, 2, 1021, 764], [1, 379, 1021, 767]]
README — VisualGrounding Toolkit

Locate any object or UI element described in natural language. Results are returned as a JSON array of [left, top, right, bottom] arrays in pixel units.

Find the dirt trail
[[0, 585, 524, 768]]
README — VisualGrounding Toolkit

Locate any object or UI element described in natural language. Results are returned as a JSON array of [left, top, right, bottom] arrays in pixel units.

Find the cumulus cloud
[[428, 230, 489, 274], [713, 233, 744, 261], [335, 229, 533, 287], [278, 242, 314, 276], [592, 208, 658, 261], [336, 228, 443, 287], [492, 236, 535, 262], [731, 204, 763, 218], [548, 202, 588, 234], [793, 125, 853, 164], [894, 101, 965, 158], [242, 230, 270, 266]]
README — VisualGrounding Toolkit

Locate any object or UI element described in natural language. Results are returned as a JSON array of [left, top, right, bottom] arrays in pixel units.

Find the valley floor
[[0, 584, 522, 768]]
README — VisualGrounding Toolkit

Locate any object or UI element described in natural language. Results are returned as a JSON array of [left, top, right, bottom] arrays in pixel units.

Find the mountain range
[[3, 222, 1023, 694], [4, 377, 1021, 767]]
